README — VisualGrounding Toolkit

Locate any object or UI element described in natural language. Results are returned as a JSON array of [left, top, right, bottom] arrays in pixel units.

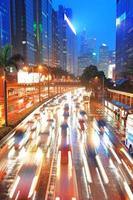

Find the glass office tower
[[116, 0, 133, 79], [10, 0, 35, 65], [0, 0, 11, 47]]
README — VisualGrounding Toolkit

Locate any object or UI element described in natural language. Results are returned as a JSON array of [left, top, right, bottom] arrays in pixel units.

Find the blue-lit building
[[33, 0, 52, 66], [78, 31, 97, 75], [99, 43, 109, 77], [10, 0, 36, 65], [52, 9, 59, 68], [57, 5, 77, 74], [0, 0, 11, 47], [116, 0, 133, 79]]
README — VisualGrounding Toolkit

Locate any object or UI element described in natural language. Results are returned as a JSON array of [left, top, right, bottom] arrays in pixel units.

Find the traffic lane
[[0, 105, 57, 199], [96, 133, 133, 200], [9, 164, 37, 200], [71, 111, 107, 200], [0, 94, 63, 199], [0, 148, 25, 200], [55, 154, 77, 199], [89, 119, 133, 199], [96, 119, 133, 173], [85, 132, 127, 200], [75, 96, 132, 197]]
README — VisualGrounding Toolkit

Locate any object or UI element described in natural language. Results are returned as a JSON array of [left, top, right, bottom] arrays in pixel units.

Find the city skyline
[[53, 0, 116, 50], [0, 1, 133, 200]]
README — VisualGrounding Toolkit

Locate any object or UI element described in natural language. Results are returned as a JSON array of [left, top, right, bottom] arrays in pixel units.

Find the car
[[39, 106, 44, 112], [60, 145, 71, 165], [63, 111, 69, 119], [34, 113, 41, 120], [13, 127, 27, 150], [9, 164, 38, 200], [78, 118, 85, 131], [75, 102, 80, 109]]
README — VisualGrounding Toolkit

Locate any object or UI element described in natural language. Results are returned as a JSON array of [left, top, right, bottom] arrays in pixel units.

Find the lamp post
[[3, 70, 8, 126], [47, 67, 50, 97], [94, 76, 104, 101], [23, 66, 29, 104], [38, 65, 43, 102]]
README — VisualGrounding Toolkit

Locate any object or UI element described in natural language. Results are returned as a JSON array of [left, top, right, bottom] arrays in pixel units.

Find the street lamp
[[94, 76, 104, 101], [3, 70, 8, 126], [38, 65, 43, 102]]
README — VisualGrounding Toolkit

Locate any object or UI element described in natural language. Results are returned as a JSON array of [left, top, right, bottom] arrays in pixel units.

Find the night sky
[[53, 0, 116, 50]]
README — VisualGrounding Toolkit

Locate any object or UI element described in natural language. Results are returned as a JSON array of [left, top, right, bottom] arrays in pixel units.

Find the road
[[0, 89, 132, 200]]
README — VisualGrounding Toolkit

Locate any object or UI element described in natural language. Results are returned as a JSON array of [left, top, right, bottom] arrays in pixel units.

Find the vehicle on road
[[60, 145, 71, 164], [78, 118, 85, 131], [125, 114, 133, 154], [13, 127, 28, 150], [9, 164, 38, 200]]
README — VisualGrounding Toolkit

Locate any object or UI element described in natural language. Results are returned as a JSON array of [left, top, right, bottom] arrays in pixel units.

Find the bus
[[125, 114, 133, 154]]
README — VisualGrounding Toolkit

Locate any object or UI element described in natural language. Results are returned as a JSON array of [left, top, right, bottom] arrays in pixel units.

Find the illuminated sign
[[64, 14, 76, 35], [17, 71, 45, 83], [116, 12, 126, 26]]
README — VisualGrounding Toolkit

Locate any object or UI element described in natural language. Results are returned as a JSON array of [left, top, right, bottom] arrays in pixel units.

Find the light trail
[[96, 155, 109, 184], [9, 176, 21, 198], [124, 181, 133, 200], [120, 148, 133, 165], [110, 147, 122, 164], [96, 167, 108, 200], [121, 159, 133, 180]]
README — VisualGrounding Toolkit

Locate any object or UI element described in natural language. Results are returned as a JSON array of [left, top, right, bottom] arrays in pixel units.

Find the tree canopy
[[80, 65, 106, 90], [0, 44, 24, 72]]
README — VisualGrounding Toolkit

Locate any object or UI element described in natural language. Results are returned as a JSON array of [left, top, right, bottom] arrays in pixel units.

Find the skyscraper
[[0, 0, 11, 47], [99, 43, 109, 77], [78, 31, 97, 75], [10, 0, 36, 65], [57, 5, 77, 74], [33, 0, 52, 66], [116, 0, 133, 79], [52, 9, 59, 68]]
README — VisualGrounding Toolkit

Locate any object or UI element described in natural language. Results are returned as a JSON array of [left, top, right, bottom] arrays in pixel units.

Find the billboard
[[17, 71, 45, 83]]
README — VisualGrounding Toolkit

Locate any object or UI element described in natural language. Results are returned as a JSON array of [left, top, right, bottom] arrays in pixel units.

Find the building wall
[[10, 0, 36, 65], [57, 5, 76, 74], [52, 9, 59, 68], [78, 31, 97, 76], [116, 0, 133, 79], [0, 0, 11, 47], [57, 5, 67, 71], [99, 44, 109, 77]]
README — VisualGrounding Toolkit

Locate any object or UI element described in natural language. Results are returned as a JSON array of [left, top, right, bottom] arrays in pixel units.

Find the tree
[[0, 44, 24, 126], [80, 65, 106, 93]]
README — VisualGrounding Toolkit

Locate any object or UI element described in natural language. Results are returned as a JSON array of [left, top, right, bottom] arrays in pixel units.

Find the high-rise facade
[[116, 0, 133, 79], [33, 0, 52, 66], [78, 31, 97, 75], [99, 43, 109, 77], [0, 0, 11, 47], [52, 9, 59, 68], [10, 0, 36, 65], [57, 5, 76, 74], [10, 0, 52, 66]]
